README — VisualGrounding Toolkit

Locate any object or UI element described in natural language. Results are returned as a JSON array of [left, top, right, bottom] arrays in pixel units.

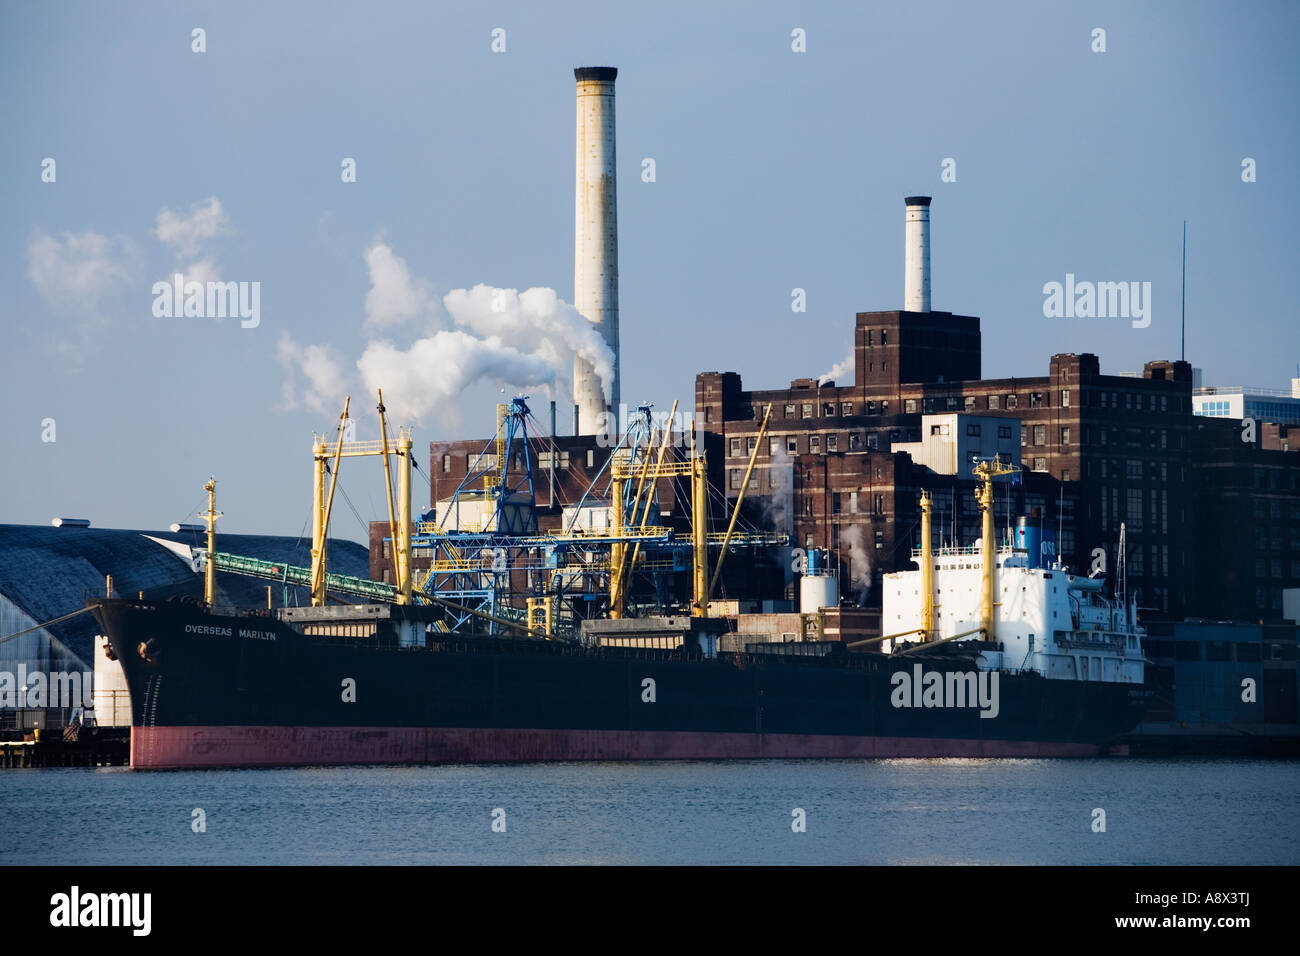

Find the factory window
[[832, 493, 841, 514], [873, 494, 885, 515], [802, 403, 814, 418], [866, 330, 873, 347], [787, 437, 799, 453], [931, 424, 950, 436], [881, 331, 888, 345], [442, 454, 451, 473], [1033, 425, 1046, 445], [1061, 390, 1070, 407], [1126, 488, 1143, 531], [747, 436, 757, 454], [849, 433, 862, 451], [967, 424, 981, 437], [1126, 460, 1142, 480], [730, 470, 741, 489], [1160, 396, 1168, 412], [824, 403, 836, 417], [880, 401, 889, 415], [1030, 392, 1044, 408], [1033, 458, 1047, 472], [587, 450, 595, 468], [922, 398, 935, 414], [827, 434, 838, 451], [866, 400, 876, 415], [730, 437, 741, 457], [998, 425, 1012, 439], [842, 402, 854, 416], [1160, 430, 1168, 448], [1061, 427, 1071, 445], [874, 530, 885, 549], [866, 434, 878, 450], [987, 395, 1000, 409], [1006, 394, 1018, 409], [1062, 468, 1071, 481], [945, 396, 959, 411], [1125, 393, 1133, 409], [704, 407, 713, 423], [882, 361, 887, 372], [749, 473, 758, 490], [964, 396, 977, 412], [784, 403, 796, 418], [905, 399, 918, 414], [770, 437, 781, 455], [810, 435, 821, 452]]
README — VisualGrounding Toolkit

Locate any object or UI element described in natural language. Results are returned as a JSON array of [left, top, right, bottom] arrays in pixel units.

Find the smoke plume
[[817, 352, 853, 386], [279, 242, 617, 426]]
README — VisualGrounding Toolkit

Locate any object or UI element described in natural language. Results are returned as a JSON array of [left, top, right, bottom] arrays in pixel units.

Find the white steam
[[817, 352, 853, 386], [279, 242, 616, 427]]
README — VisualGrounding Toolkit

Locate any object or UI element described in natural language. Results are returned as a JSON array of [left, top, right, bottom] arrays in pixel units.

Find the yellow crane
[[309, 392, 414, 607]]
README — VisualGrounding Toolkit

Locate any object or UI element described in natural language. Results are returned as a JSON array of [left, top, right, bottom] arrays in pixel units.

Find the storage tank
[[800, 549, 839, 612]]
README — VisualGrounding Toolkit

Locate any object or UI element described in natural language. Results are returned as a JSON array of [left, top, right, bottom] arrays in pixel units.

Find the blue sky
[[2, 0, 1297, 542]]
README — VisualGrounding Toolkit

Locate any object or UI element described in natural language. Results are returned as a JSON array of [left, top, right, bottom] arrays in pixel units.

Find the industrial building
[[356, 61, 1299, 632], [698, 196, 1297, 623]]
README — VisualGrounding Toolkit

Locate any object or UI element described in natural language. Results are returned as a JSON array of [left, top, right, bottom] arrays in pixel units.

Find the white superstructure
[[882, 544, 1145, 683]]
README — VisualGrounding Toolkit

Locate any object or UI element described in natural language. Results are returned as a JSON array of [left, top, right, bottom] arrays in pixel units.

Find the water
[[3, 759, 1297, 865]]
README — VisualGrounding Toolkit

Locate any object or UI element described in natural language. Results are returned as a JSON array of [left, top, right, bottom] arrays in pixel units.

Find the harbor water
[[3, 758, 1298, 865]]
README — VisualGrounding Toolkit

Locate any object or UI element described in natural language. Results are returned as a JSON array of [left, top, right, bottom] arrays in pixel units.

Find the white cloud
[[363, 242, 437, 330], [154, 197, 227, 257], [276, 333, 350, 415], [26, 230, 134, 312], [180, 258, 220, 285]]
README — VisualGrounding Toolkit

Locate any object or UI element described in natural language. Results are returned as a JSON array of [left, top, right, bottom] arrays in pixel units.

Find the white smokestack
[[573, 66, 620, 435], [904, 195, 931, 312]]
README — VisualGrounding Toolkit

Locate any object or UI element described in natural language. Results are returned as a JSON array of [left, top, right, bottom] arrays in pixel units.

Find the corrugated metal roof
[[0, 525, 369, 666]]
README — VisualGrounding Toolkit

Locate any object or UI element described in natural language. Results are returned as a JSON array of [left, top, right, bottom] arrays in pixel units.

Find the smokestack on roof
[[904, 196, 931, 313], [573, 66, 620, 435]]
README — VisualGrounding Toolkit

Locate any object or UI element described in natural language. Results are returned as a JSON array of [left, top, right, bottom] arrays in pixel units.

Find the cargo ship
[[88, 411, 1152, 769]]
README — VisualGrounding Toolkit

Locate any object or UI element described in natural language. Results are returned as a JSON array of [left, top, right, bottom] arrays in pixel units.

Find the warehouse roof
[[0, 524, 369, 668]]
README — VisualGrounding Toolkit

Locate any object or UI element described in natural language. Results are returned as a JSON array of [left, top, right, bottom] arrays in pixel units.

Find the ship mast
[[920, 490, 934, 640], [972, 455, 1020, 644], [200, 477, 222, 606]]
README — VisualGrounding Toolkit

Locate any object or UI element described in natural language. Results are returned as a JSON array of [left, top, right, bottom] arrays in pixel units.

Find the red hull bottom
[[130, 725, 1127, 769]]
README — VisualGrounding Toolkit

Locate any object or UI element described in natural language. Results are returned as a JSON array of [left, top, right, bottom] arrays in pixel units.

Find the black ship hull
[[92, 600, 1153, 769]]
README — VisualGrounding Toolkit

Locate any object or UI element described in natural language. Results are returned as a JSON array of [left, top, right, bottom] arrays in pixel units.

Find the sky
[[2, 0, 1297, 543]]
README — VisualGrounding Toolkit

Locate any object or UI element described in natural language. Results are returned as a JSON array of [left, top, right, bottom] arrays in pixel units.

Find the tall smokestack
[[904, 196, 931, 312], [573, 66, 620, 435]]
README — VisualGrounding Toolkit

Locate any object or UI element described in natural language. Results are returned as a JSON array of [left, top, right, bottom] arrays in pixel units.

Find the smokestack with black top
[[904, 196, 931, 312], [573, 66, 620, 435]]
